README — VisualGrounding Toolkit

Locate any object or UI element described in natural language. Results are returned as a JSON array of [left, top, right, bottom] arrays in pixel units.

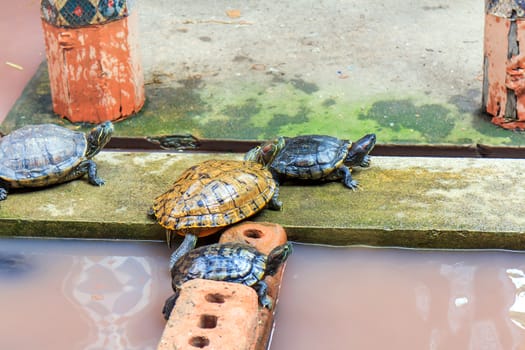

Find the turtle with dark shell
[[151, 159, 281, 268], [0, 122, 113, 200], [162, 241, 292, 320], [245, 134, 376, 190]]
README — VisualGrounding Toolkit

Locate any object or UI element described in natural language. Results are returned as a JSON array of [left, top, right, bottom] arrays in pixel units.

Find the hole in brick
[[199, 314, 218, 329], [189, 336, 210, 348], [205, 293, 225, 303], [244, 229, 263, 239]]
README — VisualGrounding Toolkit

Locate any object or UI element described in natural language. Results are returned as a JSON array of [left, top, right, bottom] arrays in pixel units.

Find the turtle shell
[[271, 135, 350, 180], [0, 124, 87, 188], [152, 159, 276, 233], [171, 242, 267, 289]]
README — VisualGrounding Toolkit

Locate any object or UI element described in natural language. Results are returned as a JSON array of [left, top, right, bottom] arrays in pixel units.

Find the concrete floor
[[5, 0, 516, 146], [137, 0, 483, 104]]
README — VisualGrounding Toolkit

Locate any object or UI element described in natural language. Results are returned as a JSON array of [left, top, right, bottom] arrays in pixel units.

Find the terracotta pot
[[40, 0, 144, 123], [483, 0, 525, 129]]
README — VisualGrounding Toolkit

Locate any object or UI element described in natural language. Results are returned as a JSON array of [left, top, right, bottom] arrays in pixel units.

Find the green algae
[[289, 78, 320, 94], [3, 62, 525, 147], [358, 99, 455, 142]]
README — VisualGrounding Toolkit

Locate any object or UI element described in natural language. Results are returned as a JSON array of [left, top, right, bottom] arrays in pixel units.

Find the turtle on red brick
[[162, 241, 292, 320]]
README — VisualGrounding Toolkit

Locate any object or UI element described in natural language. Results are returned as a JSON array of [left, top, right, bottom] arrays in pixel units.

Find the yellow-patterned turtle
[[151, 159, 281, 267]]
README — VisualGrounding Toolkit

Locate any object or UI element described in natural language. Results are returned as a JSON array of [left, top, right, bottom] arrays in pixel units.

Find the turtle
[[150, 159, 282, 268], [162, 241, 293, 320], [0, 122, 114, 200], [245, 133, 376, 190]]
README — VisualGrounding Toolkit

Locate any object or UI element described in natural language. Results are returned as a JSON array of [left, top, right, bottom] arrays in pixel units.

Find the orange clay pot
[[483, 2, 525, 129], [41, 13, 144, 123]]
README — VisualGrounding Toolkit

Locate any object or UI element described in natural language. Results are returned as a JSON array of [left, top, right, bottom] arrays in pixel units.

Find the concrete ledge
[[1, 151, 525, 249]]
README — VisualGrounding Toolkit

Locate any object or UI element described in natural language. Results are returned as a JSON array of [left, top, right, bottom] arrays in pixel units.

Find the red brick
[[219, 221, 288, 255], [220, 222, 288, 350], [157, 279, 258, 350]]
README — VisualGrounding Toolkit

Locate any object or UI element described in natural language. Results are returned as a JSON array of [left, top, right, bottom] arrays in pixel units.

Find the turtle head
[[266, 242, 293, 276], [345, 133, 376, 167], [85, 121, 114, 158], [244, 137, 285, 167]]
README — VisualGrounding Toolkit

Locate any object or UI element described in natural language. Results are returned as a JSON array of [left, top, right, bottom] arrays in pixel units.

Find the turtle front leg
[[359, 155, 372, 168], [68, 160, 105, 186], [169, 233, 198, 270], [84, 160, 105, 186], [0, 181, 9, 201], [162, 291, 180, 320], [337, 166, 358, 190], [268, 185, 282, 210], [268, 172, 283, 210], [253, 280, 273, 309]]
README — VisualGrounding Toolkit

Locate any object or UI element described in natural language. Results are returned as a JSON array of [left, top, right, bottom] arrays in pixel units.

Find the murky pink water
[[2, 239, 525, 350], [0, 238, 172, 350], [271, 244, 525, 350]]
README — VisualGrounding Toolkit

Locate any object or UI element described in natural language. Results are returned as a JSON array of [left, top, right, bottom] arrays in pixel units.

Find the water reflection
[[507, 268, 525, 330], [3, 239, 525, 350], [439, 262, 476, 333], [65, 255, 154, 350], [0, 252, 33, 278], [0, 238, 171, 350], [271, 245, 525, 350]]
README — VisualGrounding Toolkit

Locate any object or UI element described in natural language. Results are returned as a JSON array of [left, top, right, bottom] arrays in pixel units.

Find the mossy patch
[[290, 78, 319, 94], [358, 99, 455, 143], [322, 98, 337, 107], [203, 98, 264, 139], [3, 62, 525, 146], [115, 76, 214, 136]]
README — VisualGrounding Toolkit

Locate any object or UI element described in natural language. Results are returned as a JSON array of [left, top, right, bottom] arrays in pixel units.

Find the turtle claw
[[260, 295, 273, 310], [147, 207, 155, 218], [269, 197, 283, 211], [0, 188, 7, 201], [344, 179, 359, 191], [90, 177, 105, 186], [254, 281, 274, 309], [359, 155, 372, 168], [350, 184, 365, 192]]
